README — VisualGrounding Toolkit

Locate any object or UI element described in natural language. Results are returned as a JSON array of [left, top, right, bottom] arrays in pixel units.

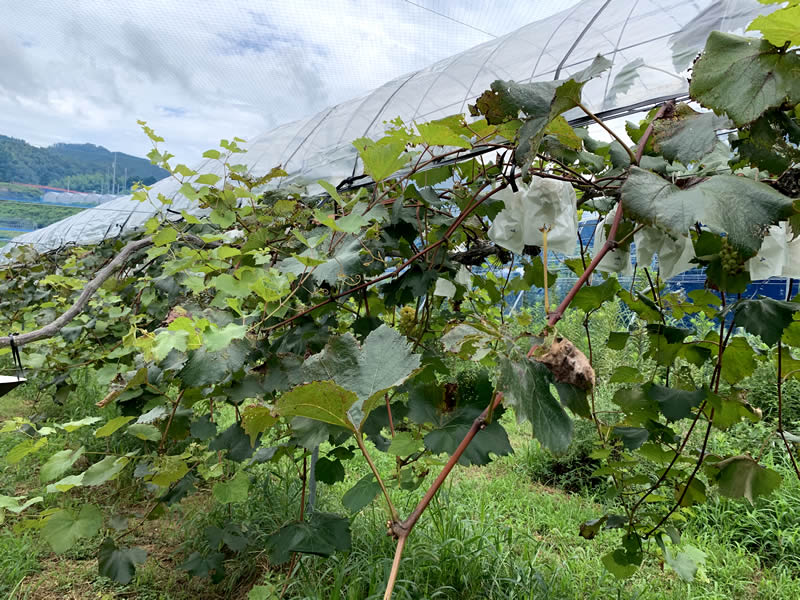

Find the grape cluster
[[719, 237, 744, 275], [397, 306, 417, 336]]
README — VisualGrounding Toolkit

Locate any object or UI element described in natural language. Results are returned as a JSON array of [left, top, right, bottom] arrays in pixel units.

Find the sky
[[0, 0, 579, 165]]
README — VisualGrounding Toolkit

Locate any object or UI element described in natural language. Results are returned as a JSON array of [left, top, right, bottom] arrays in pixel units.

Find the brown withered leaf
[[534, 336, 595, 391]]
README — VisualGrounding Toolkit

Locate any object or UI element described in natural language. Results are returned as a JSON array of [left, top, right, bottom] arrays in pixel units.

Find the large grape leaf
[[275, 381, 358, 432], [690, 32, 800, 126], [42, 504, 103, 553], [98, 537, 147, 584], [280, 236, 366, 286], [747, 5, 800, 48], [406, 371, 512, 466], [267, 512, 351, 565], [497, 355, 572, 454], [39, 446, 85, 483], [712, 456, 782, 504], [652, 104, 731, 164], [732, 297, 800, 346], [178, 339, 250, 387], [621, 167, 794, 256], [287, 325, 421, 430], [486, 55, 611, 171]]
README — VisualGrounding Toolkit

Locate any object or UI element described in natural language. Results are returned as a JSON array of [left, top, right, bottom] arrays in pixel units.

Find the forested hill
[[0, 135, 168, 192]]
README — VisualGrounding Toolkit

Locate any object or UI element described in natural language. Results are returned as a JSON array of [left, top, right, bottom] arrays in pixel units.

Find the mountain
[[0, 135, 168, 193]]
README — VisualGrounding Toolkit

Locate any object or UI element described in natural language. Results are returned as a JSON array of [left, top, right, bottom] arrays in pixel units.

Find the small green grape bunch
[[719, 236, 744, 275], [397, 306, 417, 337]]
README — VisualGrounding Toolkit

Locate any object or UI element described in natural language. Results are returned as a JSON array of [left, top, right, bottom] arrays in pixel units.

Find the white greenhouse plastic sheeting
[[9, 0, 773, 255]]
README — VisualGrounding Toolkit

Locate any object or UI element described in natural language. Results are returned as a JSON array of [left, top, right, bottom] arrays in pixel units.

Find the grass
[[2, 371, 800, 599]]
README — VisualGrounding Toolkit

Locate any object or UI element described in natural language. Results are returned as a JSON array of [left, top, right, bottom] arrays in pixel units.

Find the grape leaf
[[290, 326, 421, 430], [266, 512, 351, 565], [652, 104, 731, 164], [39, 446, 85, 483], [747, 5, 800, 48], [498, 355, 572, 454], [43, 504, 103, 553], [690, 32, 800, 126], [712, 455, 782, 504], [341, 473, 381, 513], [98, 537, 147, 584], [621, 166, 794, 256], [732, 297, 800, 346], [212, 471, 249, 504]]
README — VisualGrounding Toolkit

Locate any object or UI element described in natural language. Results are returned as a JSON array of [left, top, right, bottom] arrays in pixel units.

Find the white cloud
[[1, 0, 577, 164]]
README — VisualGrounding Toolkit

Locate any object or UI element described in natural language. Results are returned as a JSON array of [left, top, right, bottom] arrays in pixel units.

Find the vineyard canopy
[[9, 0, 774, 255]]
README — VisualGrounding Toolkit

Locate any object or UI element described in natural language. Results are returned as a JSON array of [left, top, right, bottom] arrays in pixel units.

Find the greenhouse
[[9, 0, 776, 257]]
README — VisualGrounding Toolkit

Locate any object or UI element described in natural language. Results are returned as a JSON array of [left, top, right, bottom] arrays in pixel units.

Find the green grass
[[2, 372, 800, 599]]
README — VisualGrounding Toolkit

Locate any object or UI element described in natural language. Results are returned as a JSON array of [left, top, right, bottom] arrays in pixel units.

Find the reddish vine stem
[[383, 391, 505, 599], [527, 198, 625, 348], [645, 411, 714, 537], [634, 101, 673, 164], [158, 390, 185, 454]]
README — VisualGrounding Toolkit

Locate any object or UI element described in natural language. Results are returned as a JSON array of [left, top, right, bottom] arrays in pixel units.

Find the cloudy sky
[[1, 0, 579, 164]]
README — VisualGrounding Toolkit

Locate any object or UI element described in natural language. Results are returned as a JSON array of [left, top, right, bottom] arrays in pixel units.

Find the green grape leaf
[[690, 32, 800, 126], [489, 55, 610, 170], [189, 416, 217, 441], [209, 422, 258, 462], [646, 385, 707, 422], [212, 471, 250, 504], [276, 381, 358, 432], [266, 512, 351, 565], [294, 326, 421, 430], [126, 424, 162, 442], [180, 551, 225, 582], [712, 455, 782, 504], [179, 339, 250, 388], [554, 382, 591, 419], [612, 426, 650, 450], [95, 416, 136, 438], [663, 544, 706, 583], [39, 446, 85, 483], [606, 332, 630, 350], [416, 120, 471, 148], [571, 277, 621, 313], [387, 431, 424, 456], [498, 355, 572, 454], [150, 456, 189, 488], [747, 5, 800, 48], [98, 537, 147, 584], [341, 473, 382, 513], [602, 533, 643, 579], [203, 323, 247, 352], [609, 366, 644, 384], [652, 104, 731, 164], [240, 405, 277, 446], [315, 457, 345, 484], [621, 166, 794, 256], [732, 297, 800, 346], [353, 137, 409, 182], [82, 456, 129, 486], [0, 494, 43, 514], [720, 337, 758, 385], [43, 504, 103, 553]]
